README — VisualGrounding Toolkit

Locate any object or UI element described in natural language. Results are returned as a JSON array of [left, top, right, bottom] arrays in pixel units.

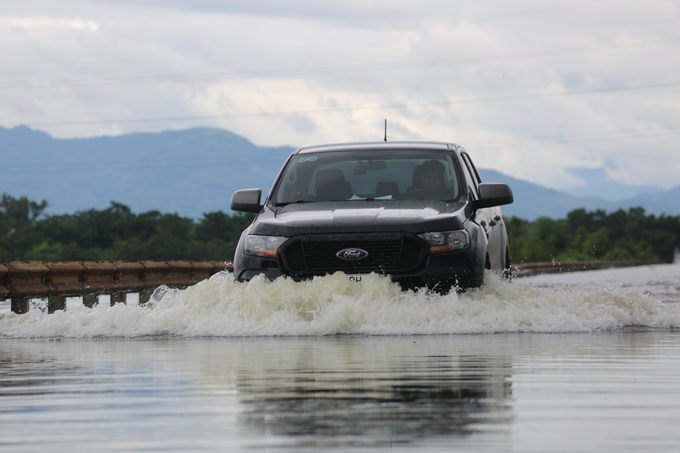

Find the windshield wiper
[[274, 200, 313, 207]]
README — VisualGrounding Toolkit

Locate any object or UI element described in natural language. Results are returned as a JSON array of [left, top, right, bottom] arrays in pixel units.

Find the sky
[[2, 0, 680, 196]]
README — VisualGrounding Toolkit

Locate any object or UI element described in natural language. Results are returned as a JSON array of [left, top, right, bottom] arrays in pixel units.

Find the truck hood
[[250, 200, 468, 236]]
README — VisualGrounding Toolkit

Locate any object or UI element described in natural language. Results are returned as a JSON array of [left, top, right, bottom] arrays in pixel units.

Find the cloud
[[1, 0, 679, 192], [2, 17, 99, 31]]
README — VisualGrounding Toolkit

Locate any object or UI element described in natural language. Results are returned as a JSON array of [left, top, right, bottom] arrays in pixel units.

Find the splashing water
[[1, 270, 679, 338]]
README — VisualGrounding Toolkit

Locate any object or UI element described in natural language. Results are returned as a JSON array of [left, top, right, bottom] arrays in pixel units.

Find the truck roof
[[295, 141, 458, 154]]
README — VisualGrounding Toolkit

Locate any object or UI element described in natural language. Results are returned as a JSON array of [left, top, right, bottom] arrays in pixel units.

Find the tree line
[[506, 207, 679, 263], [2, 193, 679, 263], [0, 194, 253, 262]]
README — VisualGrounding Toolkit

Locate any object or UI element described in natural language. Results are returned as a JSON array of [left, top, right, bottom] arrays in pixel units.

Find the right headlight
[[244, 235, 289, 257], [417, 230, 469, 253]]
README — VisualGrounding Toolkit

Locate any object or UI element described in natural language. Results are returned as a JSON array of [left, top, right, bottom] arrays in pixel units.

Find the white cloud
[[1, 0, 679, 192], [2, 17, 99, 31]]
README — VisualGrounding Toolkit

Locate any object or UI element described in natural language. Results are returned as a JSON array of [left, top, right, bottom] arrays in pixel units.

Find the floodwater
[[1, 263, 680, 452]]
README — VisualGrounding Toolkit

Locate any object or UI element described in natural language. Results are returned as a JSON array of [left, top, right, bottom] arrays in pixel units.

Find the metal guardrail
[[0, 261, 233, 314]]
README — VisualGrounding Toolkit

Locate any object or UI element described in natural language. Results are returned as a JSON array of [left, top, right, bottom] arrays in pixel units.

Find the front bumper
[[236, 243, 484, 290]]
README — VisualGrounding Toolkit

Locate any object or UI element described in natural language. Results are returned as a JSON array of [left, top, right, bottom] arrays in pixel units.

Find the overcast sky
[[2, 0, 679, 194]]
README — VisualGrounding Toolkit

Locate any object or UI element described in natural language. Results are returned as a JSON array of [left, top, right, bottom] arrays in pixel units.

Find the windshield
[[272, 150, 461, 205]]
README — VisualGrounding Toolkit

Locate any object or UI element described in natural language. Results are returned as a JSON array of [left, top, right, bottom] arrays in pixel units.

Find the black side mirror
[[231, 188, 263, 213], [471, 183, 514, 210]]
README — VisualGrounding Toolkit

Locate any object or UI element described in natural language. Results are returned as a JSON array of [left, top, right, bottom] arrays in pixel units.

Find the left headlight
[[417, 230, 469, 253], [244, 235, 289, 257]]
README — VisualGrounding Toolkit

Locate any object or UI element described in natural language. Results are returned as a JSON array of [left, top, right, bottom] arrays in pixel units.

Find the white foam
[[1, 270, 679, 338]]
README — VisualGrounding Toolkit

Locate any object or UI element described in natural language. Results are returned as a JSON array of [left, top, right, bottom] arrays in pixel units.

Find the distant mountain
[[2, 126, 679, 220], [561, 167, 665, 201], [478, 169, 680, 220], [627, 185, 680, 210], [1, 126, 294, 218]]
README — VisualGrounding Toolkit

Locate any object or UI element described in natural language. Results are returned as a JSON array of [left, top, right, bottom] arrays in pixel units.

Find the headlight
[[245, 235, 288, 257], [418, 230, 469, 253]]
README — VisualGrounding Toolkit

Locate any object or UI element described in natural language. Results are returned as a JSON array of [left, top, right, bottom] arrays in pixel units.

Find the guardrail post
[[110, 292, 126, 306], [11, 298, 30, 314], [45, 262, 86, 313], [47, 295, 67, 313], [139, 261, 170, 305], [83, 294, 98, 308], [112, 262, 145, 306], [138, 288, 152, 305], [82, 262, 118, 308], [5, 262, 50, 314]]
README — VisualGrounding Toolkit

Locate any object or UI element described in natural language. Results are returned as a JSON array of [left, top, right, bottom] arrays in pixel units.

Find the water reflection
[[229, 337, 513, 447], [0, 337, 516, 450], [236, 356, 512, 442], [0, 341, 90, 396], [2, 333, 679, 451]]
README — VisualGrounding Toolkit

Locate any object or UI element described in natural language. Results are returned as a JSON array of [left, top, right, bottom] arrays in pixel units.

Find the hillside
[[2, 126, 679, 220], [477, 170, 680, 220], [1, 126, 294, 219]]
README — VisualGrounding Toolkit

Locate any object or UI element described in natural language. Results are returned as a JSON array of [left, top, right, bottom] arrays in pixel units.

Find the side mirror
[[471, 183, 514, 210], [231, 188, 263, 213]]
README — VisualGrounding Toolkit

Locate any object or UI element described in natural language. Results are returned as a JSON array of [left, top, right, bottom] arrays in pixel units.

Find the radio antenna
[[384, 119, 387, 142]]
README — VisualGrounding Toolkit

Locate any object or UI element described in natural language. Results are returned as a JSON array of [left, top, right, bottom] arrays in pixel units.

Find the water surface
[[1, 264, 679, 451]]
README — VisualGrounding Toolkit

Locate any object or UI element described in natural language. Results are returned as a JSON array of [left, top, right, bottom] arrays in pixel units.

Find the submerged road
[[1, 263, 679, 451]]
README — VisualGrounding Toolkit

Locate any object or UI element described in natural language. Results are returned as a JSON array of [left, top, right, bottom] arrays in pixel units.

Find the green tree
[[509, 207, 679, 263], [578, 227, 611, 260], [2, 193, 679, 264], [0, 194, 49, 260]]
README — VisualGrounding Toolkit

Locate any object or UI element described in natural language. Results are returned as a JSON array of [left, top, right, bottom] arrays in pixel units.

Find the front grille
[[399, 239, 422, 268], [284, 241, 306, 271], [282, 237, 424, 274]]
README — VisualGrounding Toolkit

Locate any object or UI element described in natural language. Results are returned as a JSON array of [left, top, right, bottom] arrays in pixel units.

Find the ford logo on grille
[[336, 248, 369, 261]]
